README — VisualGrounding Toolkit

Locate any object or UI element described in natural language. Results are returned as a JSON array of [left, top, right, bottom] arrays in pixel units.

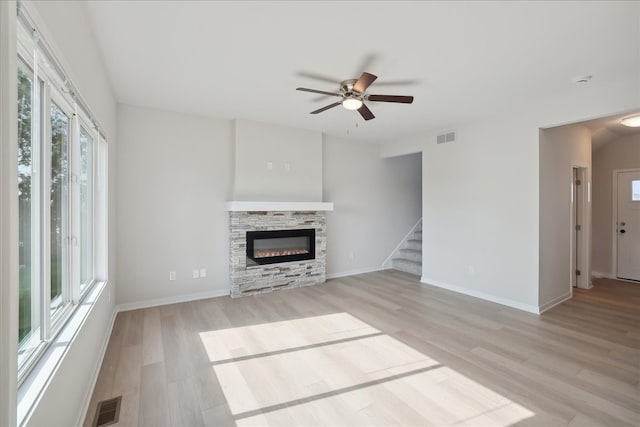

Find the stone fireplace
[[227, 202, 333, 297], [227, 120, 332, 297]]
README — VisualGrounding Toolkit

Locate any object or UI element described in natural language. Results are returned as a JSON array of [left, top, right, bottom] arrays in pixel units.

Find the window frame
[[15, 19, 106, 385], [77, 115, 97, 297]]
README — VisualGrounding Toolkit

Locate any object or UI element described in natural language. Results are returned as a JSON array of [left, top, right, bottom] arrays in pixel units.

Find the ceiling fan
[[296, 72, 414, 121]]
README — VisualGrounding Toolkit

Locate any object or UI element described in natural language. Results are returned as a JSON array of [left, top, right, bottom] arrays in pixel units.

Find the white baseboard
[[327, 266, 386, 280], [75, 309, 117, 427], [538, 292, 572, 314], [591, 270, 614, 279], [116, 288, 230, 312], [420, 276, 540, 314]]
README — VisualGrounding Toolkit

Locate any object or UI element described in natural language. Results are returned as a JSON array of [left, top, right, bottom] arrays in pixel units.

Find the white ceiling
[[579, 112, 640, 151], [83, 1, 640, 143]]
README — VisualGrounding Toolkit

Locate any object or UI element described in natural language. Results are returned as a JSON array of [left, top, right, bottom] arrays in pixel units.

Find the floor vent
[[93, 396, 122, 427]]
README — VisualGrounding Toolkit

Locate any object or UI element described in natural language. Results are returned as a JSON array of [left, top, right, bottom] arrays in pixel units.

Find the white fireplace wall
[[233, 119, 323, 201], [116, 105, 422, 306]]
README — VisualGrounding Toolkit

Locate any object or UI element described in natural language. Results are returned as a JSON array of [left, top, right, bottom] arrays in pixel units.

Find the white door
[[616, 170, 640, 281]]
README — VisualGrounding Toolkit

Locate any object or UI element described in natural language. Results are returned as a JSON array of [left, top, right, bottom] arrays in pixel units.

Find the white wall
[[420, 116, 541, 311], [116, 105, 233, 306], [233, 119, 323, 201], [116, 107, 423, 301], [323, 138, 422, 277], [539, 125, 591, 309], [15, 1, 118, 426], [592, 134, 640, 276], [386, 73, 638, 313]]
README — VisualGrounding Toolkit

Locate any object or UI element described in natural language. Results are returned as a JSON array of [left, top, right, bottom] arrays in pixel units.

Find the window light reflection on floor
[[198, 312, 534, 426]]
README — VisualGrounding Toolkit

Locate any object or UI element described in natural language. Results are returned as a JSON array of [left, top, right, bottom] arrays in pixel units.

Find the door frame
[[570, 165, 590, 291], [611, 168, 640, 280]]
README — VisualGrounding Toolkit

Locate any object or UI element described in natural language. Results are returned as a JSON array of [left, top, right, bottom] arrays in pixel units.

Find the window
[[16, 18, 108, 380], [17, 60, 40, 366], [79, 125, 95, 292], [633, 180, 640, 202], [49, 100, 71, 319]]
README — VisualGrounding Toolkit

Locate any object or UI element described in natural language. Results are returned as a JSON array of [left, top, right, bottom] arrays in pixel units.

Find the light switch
[[200, 268, 207, 278], [267, 161, 273, 170], [169, 271, 176, 281], [192, 269, 200, 279]]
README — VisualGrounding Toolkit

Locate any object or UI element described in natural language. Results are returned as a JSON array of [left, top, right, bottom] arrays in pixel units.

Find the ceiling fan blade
[[353, 72, 378, 94], [354, 53, 378, 76], [372, 79, 419, 87], [310, 102, 342, 114], [311, 94, 334, 102], [367, 95, 414, 104], [358, 104, 375, 121], [296, 71, 342, 84], [297, 87, 341, 97]]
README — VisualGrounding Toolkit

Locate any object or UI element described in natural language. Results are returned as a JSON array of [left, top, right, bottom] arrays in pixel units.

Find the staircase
[[390, 220, 422, 276]]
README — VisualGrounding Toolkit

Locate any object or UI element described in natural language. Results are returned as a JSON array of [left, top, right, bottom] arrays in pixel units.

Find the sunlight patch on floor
[[199, 312, 379, 363], [200, 312, 535, 426]]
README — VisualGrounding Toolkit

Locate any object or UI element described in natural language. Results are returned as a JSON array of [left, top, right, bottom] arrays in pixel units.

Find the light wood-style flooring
[[84, 271, 640, 426]]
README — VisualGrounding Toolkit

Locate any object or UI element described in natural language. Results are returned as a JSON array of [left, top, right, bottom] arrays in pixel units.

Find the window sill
[[17, 280, 109, 426]]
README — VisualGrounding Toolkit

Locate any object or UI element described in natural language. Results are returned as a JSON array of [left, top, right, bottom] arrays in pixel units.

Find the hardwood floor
[[84, 272, 640, 426]]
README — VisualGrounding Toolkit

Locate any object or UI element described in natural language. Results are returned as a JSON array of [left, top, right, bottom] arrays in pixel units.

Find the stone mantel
[[226, 201, 334, 212]]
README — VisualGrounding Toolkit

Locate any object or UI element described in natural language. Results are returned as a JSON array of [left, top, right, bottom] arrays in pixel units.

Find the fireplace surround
[[227, 207, 330, 297]]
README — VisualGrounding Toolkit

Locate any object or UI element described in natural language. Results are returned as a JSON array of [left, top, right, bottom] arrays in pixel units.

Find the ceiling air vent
[[437, 130, 456, 144], [93, 396, 122, 427]]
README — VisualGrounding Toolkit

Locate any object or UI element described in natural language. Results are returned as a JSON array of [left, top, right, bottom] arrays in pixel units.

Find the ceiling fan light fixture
[[620, 115, 640, 127], [342, 98, 363, 111]]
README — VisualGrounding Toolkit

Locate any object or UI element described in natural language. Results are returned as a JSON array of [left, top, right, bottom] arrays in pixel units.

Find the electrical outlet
[[192, 269, 200, 279], [169, 271, 176, 281], [200, 268, 207, 278], [267, 161, 273, 170]]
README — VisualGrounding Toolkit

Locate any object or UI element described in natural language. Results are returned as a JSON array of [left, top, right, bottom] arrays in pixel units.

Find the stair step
[[392, 258, 422, 276], [413, 230, 422, 238], [398, 248, 421, 262], [405, 239, 422, 250]]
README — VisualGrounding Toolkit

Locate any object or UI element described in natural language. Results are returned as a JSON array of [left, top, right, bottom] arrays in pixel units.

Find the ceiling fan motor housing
[[341, 79, 361, 98]]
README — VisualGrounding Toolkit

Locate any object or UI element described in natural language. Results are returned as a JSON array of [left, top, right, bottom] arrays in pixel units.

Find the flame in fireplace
[[254, 248, 309, 258]]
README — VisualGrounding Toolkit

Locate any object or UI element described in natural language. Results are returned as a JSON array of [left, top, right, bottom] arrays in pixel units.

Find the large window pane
[[50, 102, 69, 317], [79, 126, 94, 291], [18, 64, 40, 359]]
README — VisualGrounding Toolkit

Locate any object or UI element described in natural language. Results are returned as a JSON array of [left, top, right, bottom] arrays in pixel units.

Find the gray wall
[[591, 134, 640, 276]]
